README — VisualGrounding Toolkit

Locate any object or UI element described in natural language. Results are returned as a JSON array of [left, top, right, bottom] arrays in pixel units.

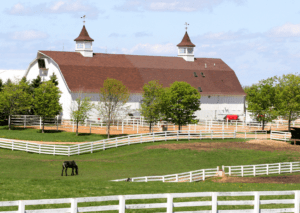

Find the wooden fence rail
[[112, 167, 219, 183], [223, 161, 300, 177], [1, 191, 300, 213]]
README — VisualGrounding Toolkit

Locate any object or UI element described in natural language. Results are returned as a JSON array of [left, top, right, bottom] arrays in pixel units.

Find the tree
[[30, 75, 42, 89], [274, 74, 300, 131], [0, 79, 33, 130], [97, 78, 130, 138], [140, 80, 164, 132], [246, 77, 278, 130], [33, 81, 62, 133], [49, 73, 59, 86], [70, 91, 93, 136], [0, 79, 3, 92], [161, 81, 201, 131]]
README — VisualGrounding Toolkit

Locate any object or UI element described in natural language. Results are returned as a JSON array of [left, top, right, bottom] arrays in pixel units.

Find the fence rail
[[223, 161, 300, 177], [0, 130, 236, 156], [112, 167, 219, 183], [271, 131, 292, 141], [1, 191, 300, 213]]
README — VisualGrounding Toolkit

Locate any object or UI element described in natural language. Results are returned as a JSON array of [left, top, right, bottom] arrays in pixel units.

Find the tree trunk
[[288, 111, 291, 132], [149, 122, 152, 133], [76, 120, 79, 136], [107, 121, 110, 139], [42, 118, 45, 133], [262, 120, 265, 131]]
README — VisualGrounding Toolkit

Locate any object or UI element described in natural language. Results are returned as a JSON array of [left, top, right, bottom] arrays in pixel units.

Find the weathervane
[[185, 22, 189, 31], [81, 15, 86, 25]]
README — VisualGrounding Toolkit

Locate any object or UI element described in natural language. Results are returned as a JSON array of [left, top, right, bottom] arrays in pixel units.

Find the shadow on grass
[[37, 130, 64, 134]]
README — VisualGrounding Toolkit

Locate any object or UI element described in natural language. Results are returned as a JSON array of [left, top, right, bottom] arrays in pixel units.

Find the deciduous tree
[[97, 78, 130, 138], [0, 79, 33, 129], [33, 81, 62, 133], [274, 74, 300, 131], [140, 80, 164, 132], [246, 77, 278, 130], [70, 91, 93, 136], [161, 81, 201, 131]]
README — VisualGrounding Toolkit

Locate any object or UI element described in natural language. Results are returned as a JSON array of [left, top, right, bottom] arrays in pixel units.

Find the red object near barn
[[225, 115, 239, 121]]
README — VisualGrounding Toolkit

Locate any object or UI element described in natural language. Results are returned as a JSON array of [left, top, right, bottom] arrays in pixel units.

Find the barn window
[[179, 48, 186, 54], [193, 72, 198, 77], [38, 59, 46, 69], [198, 87, 202, 92], [187, 48, 193, 54]]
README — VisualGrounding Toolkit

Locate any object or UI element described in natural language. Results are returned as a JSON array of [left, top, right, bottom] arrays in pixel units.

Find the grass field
[[1, 137, 300, 212], [0, 126, 119, 142]]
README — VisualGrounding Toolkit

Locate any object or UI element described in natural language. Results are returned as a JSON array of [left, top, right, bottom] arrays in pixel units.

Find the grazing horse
[[126, 178, 131, 182], [61, 160, 78, 176]]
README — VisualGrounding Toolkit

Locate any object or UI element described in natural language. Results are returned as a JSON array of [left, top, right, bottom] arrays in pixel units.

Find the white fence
[[0, 130, 236, 156], [223, 161, 300, 177], [1, 191, 300, 213], [112, 167, 219, 183], [0, 130, 293, 156], [271, 131, 292, 141]]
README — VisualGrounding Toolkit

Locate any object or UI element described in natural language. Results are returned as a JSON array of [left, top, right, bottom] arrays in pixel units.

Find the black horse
[[61, 160, 78, 176]]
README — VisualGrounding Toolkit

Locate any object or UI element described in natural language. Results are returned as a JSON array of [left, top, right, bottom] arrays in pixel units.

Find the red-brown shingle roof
[[177, 31, 196, 47], [74, 25, 94, 41], [39, 51, 245, 96]]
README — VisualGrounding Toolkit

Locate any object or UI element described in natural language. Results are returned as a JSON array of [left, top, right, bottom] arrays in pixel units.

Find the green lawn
[[1, 138, 300, 212], [0, 126, 119, 142]]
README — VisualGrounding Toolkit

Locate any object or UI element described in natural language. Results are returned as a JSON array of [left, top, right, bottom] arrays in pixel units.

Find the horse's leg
[[61, 166, 64, 176], [71, 168, 74, 176], [65, 167, 68, 176]]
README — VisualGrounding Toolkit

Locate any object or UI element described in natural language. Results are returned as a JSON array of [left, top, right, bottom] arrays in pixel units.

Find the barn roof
[[39, 50, 246, 96], [177, 31, 196, 47]]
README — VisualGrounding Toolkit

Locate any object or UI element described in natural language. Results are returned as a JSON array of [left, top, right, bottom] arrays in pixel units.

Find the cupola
[[177, 31, 195, 62], [74, 25, 94, 57]]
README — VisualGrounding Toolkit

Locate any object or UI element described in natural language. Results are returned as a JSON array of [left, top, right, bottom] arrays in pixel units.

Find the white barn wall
[[25, 57, 72, 119], [0, 70, 26, 82]]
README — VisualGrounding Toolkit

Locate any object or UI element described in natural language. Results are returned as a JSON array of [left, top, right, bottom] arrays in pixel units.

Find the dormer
[[74, 25, 94, 57], [177, 31, 196, 62]]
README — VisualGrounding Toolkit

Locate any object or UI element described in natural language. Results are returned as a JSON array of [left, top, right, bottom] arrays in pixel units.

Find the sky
[[0, 0, 300, 86]]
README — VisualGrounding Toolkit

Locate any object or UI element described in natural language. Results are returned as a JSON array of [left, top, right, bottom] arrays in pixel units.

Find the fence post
[[241, 166, 244, 177], [53, 145, 55, 156], [18, 200, 25, 213], [254, 192, 260, 213], [39, 144, 41, 154], [78, 144, 80, 155], [145, 177, 148, 182], [40, 117, 42, 129], [229, 167, 231, 176], [266, 164, 269, 175], [140, 134, 143, 143], [188, 131, 190, 141], [163, 176, 165, 182], [190, 172, 192, 182], [70, 198, 77, 213], [176, 174, 178, 182], [165, 131, 167, 141], [279, 163, 281, 174], [295, 191, 300, 213], [222, 130, 224, 139], [118, 195, 125, 213], [91, 143, 93, 153], [128, 136, 130, 145], [68, 146, 70, 157], [24, 115, 26, 129], [211, 192, 217, 213], [253, 165, 256, 176], [103, 142, 106, 150], [137, 122, 139, 134], [153, 132, 154, 142], [177, 131, 179, 141], [291, 162, 293, 173], [26, 143, 28, 152], [167, 194, 173, 213], [203, 169, 205, 181], [234, 131, 236, 138]]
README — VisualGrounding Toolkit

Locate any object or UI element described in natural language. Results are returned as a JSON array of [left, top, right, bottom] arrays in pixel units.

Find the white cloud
[[268, 23, 300, 38], [115, 0, 246, 12], [12, 30, 48, 41], [122, 43, 177, 55], [6, 0, 102, 19]]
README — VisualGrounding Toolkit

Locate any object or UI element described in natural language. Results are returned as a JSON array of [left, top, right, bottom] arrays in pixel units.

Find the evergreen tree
[[50, 73, 59, 86]]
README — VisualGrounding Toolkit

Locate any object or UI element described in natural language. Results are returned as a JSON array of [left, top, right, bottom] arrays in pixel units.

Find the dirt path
[[213, 174, 300, 184]]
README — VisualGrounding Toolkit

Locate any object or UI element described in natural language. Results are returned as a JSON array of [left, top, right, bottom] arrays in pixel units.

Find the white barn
[[25, 25, 246, 121]]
